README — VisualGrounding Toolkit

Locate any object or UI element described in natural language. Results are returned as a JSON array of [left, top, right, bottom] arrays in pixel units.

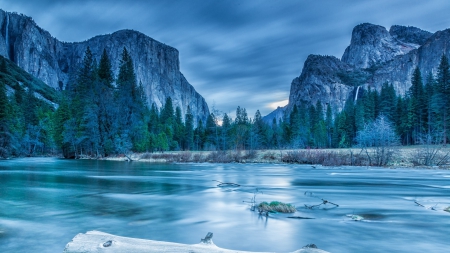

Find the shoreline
[[4, 147, 450, 169], [91, 147, 450, 169]]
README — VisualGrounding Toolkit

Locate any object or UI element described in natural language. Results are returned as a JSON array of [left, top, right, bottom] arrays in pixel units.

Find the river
[[0, 158, 449, 252]]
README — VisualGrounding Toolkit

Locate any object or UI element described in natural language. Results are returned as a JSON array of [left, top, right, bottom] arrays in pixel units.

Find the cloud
[[1, 0, 450, 118]]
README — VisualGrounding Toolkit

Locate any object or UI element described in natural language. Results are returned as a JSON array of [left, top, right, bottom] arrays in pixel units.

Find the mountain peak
[[389, 25, 432, 45], [342, 23, 417, 68]]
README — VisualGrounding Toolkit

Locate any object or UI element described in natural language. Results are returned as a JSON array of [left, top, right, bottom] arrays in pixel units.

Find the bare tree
[[356, 115, 399, 166], [413, 131, 449, 166]]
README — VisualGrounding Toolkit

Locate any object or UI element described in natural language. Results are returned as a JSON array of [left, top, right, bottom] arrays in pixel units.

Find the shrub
[[242, 150, 257, 160], [192, 153, 206, 163], [207, 151, 233, 163], [262, 151, 277, 161]]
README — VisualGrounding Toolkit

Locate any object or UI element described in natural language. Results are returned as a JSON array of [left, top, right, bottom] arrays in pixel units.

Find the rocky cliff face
[[0, 9, 209, 123], [341, 23, 419, 69], [262, 106, 286, 124], [269, 22, 447, 120], [286, 55, 353, 114], [370, 27, 450, 96], [389, 25, 433, 45]]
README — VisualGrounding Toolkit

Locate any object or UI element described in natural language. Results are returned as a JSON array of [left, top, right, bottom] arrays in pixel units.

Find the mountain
[[263, 106, 286, 124], [268, 23, 445, 121], [0, 9, 209, 123], [0, 55, 57, 105]]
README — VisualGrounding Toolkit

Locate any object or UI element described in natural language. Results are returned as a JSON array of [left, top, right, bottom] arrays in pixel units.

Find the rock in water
[[0, 9, 209, 123]]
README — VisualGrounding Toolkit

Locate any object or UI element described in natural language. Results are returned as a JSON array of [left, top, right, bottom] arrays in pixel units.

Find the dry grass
[[114, 146, 450, 168], [258, 201, 296, 213]]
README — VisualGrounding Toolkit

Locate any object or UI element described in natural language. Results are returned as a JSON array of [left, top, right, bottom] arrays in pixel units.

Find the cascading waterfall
[[354, 85, 361, 102], [5, 12, 9, 57]]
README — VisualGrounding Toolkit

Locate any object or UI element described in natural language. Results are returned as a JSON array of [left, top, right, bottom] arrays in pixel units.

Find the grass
[[108, 146, 450, 168], [258, 201, 296, 213]]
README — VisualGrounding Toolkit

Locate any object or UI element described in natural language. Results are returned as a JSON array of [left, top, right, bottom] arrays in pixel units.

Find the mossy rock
[[258, 201, 296, 213]]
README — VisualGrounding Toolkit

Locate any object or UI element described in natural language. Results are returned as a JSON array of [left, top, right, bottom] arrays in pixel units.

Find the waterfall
[[354, 85, 361, 102], [5, 13, 9, 58]]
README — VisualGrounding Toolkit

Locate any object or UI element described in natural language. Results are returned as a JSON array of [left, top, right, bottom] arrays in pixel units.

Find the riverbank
[[96, 146, 450, 168]]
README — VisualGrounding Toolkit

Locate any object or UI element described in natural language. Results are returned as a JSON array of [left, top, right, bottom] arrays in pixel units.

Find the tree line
[[1, 51, 450, 158]]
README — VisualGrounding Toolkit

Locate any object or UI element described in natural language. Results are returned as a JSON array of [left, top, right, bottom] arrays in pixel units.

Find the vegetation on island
[[258, 201, 296, 213], [2, 47, 450, 167]]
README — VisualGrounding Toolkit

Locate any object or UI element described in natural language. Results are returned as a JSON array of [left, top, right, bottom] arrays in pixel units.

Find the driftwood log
[[63, 231, 330, 253]]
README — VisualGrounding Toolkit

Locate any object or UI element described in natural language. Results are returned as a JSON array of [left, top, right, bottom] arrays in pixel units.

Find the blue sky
[[1, 0, 450, 118]]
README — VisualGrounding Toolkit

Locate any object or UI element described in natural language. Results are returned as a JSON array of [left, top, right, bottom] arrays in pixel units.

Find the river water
[[0, 158, 449, 252]]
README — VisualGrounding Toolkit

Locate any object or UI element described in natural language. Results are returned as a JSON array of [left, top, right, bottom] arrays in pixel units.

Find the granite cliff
[[0, 9, 209, 123], [269, 22, 447, 121]]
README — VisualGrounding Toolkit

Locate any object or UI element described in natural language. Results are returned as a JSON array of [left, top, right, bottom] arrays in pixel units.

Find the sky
[[1, 0, 450, 118]]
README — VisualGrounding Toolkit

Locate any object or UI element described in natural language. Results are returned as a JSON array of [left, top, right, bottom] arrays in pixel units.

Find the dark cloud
[[1, 0, 450, 118]]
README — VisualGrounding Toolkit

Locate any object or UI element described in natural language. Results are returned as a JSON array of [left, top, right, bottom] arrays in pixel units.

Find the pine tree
[[98, 49, 114, 87], [233, 106, 249, 150], [174, 106, 184, 150], [379, 82, 396, 121], [0, 57, 7, 74], [184, 106, 194, 150], [424, 73, 436, 135], [252, 110, 267, 149], [160, 97, 174, 125], [325, 104, 333, 148], [436, 54, 450, 144], [115, 47, 146, 153], [409, 67, 425, 143], [0, 81, 10, 131], [220, 113, 231, 150]]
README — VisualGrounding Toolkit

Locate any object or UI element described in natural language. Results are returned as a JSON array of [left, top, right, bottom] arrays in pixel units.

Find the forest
[[1, 48, 450, 158]]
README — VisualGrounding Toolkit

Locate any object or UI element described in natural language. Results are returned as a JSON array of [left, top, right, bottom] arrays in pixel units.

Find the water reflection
[[0, 158, 449, 253]]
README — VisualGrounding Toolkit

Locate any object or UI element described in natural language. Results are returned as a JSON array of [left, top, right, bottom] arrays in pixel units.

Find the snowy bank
[[63, 231, 330, 253]]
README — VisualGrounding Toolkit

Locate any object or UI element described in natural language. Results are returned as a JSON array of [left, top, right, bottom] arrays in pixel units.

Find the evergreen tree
[[233, 106, 249, 150], [379, 82, 396, 121], [0, 80, 12, 157], [0, 57, 7, 74], [205, 113, 217, 149], [220, 113, 231, 150], [115, 47, 147, 153], [436, 54, 450, 143], [160, 97, 174, 125], [173, 106, 184, 150], [424, 73, 436, 135], [409, 67, 425, 143], [184, 106, 194, 150], [325, 104, 333, 147], [252, 110, 267, 149], [194, 120, 205, 150], [98, 49, 114, 87]]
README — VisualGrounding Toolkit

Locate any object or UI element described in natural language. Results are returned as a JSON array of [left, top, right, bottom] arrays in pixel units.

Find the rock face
[[0, 9, 209, 123], [286, 55, 353, 115], [370, 27, 450, 96], [389, 25, 433, 45], [263, 106, 286, 124], [341, 23, 418, 69], [268, 22, 449, 119]]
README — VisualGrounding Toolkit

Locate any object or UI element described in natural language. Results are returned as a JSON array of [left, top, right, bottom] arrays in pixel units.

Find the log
[[63, 230, 330, 253]]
